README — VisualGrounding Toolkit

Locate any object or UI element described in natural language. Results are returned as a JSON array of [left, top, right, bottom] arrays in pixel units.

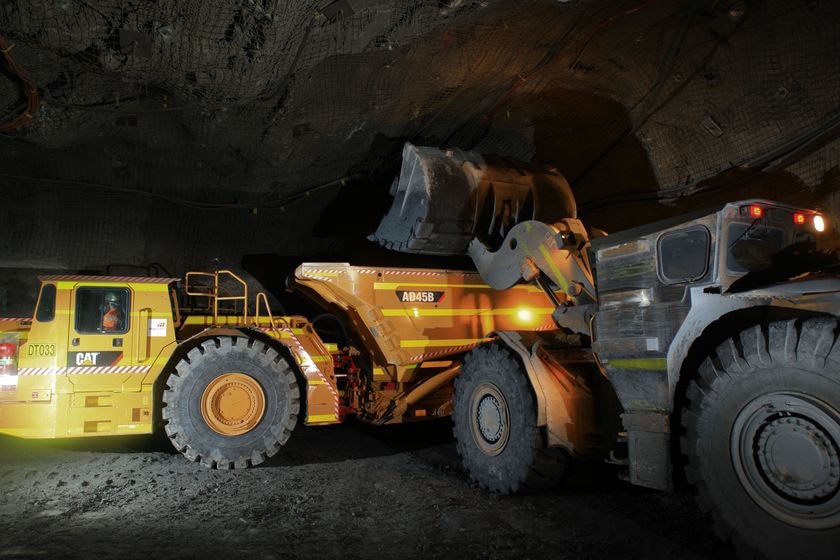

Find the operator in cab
[[101, 292, 125, 332]]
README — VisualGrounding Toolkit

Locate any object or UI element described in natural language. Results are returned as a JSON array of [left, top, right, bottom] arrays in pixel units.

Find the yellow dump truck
[[0, 265, 555, 468]]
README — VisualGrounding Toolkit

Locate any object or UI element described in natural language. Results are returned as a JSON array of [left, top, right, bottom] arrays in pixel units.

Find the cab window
[[75, 288, 130, 334], [726, 222, 784, 273], [658, 226, 710, 284], [35, 284, 57, 322]]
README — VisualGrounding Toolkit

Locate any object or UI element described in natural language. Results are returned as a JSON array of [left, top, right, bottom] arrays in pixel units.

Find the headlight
[[814, 215, 826, 232]]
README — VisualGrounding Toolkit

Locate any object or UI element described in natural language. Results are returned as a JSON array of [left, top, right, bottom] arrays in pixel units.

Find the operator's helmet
[[104, 292, 119, 305]]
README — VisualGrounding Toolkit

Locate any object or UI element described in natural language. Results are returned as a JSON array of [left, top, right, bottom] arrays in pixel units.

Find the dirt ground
[[0, 419, 734, 560]]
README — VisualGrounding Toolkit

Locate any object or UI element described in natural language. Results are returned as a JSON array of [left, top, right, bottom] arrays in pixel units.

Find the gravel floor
[[0, 419, 734, 560]]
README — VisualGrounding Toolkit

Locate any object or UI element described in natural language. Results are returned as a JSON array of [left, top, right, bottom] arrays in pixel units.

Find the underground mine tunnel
[[0, 2, 839, 560]]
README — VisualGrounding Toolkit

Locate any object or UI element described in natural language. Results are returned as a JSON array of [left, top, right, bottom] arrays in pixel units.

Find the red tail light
[[793, 212, 806, 225], [0, 342, 17, 375], [749, 205, 763, 218]]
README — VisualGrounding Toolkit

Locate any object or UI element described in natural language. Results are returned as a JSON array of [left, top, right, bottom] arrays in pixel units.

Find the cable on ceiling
[[0, 33, 40, 132], [0, 169, 375, 211]]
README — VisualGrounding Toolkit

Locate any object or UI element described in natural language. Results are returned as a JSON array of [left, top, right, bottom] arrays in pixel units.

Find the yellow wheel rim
[[200, 373, 266, 436]]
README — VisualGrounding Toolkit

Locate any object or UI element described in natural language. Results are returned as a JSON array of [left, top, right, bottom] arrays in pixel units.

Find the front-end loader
[[371, 142, 840, 559]]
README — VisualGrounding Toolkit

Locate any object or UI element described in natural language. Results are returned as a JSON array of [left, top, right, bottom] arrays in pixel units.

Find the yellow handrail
[[255, 291, 288, 330], [184, 270, 249, 325]]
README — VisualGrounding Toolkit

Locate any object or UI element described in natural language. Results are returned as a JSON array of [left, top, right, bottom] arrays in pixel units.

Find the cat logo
[[76, 352, 100, 366], [396, 290, 445, 303], [67, 351, 123, 367]]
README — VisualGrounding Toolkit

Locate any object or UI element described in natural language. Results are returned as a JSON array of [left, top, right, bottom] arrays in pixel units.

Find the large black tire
[[453, 343, 566, 493], [681, 318, 840, 559], [163, 336, 300, 469]]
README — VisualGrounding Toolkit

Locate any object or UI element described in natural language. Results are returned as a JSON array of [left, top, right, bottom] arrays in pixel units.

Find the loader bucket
[[369, 142, 577, 255]]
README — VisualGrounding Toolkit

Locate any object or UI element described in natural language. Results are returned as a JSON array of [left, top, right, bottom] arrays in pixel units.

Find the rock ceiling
[[0, 0, 838, 276]]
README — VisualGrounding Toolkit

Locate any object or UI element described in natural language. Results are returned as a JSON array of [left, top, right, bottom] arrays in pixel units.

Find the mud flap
[[621, 411, 672, 491]]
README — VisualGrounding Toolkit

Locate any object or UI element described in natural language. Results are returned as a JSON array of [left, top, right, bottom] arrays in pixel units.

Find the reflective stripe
[[606, 358, 668, 371], [539, 243, 570, 293], [373, 282, 542, 293], [102, 309, 120, 330], [381, 307, 554, 317], [307, 413, 338, 423], [54, 281, 172, 292], [302, 271, 339, 277], [374, 282, 488, 290], [270, 326, 340, 419], [310, 355, 332, 363], [407, 341, 483, 362], [42, 275, 177, 284], [400, 338, 486, 348], [18, 365, 151, 375]]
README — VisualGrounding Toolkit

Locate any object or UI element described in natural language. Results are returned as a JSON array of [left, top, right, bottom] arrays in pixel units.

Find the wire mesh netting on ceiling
[[0, 0, 839, 274]]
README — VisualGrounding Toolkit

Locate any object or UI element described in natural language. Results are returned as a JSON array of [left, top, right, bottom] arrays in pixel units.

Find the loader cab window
[[658, 226, 710, 284], [726, 222, 785, 273], [35, 284, 56, 322], [75, 287, 130, 334]]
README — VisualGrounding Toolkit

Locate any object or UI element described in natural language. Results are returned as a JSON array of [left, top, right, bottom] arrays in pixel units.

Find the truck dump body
[[295, 263, 555, 375], [294, 263, 560, 422]]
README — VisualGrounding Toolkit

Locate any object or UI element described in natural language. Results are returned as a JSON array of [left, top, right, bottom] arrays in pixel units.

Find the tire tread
[[680, 317, 840, 560], [162, 336, 299, 469], [453, 343, 566, 494]]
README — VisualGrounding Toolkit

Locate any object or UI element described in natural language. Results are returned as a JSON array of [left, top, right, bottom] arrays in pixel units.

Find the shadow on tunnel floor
[[0, 416, 459, 467]]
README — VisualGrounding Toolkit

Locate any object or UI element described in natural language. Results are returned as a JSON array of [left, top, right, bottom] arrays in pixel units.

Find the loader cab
[[591, 199, 829, 305], [715, 201, 829, 292], [589, 199, 830, 491], [589, 200, 826, 393], [590, 199, 830, 350]]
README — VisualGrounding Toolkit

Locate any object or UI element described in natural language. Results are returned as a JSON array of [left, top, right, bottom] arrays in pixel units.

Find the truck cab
[[0, 275, 179, 438]]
